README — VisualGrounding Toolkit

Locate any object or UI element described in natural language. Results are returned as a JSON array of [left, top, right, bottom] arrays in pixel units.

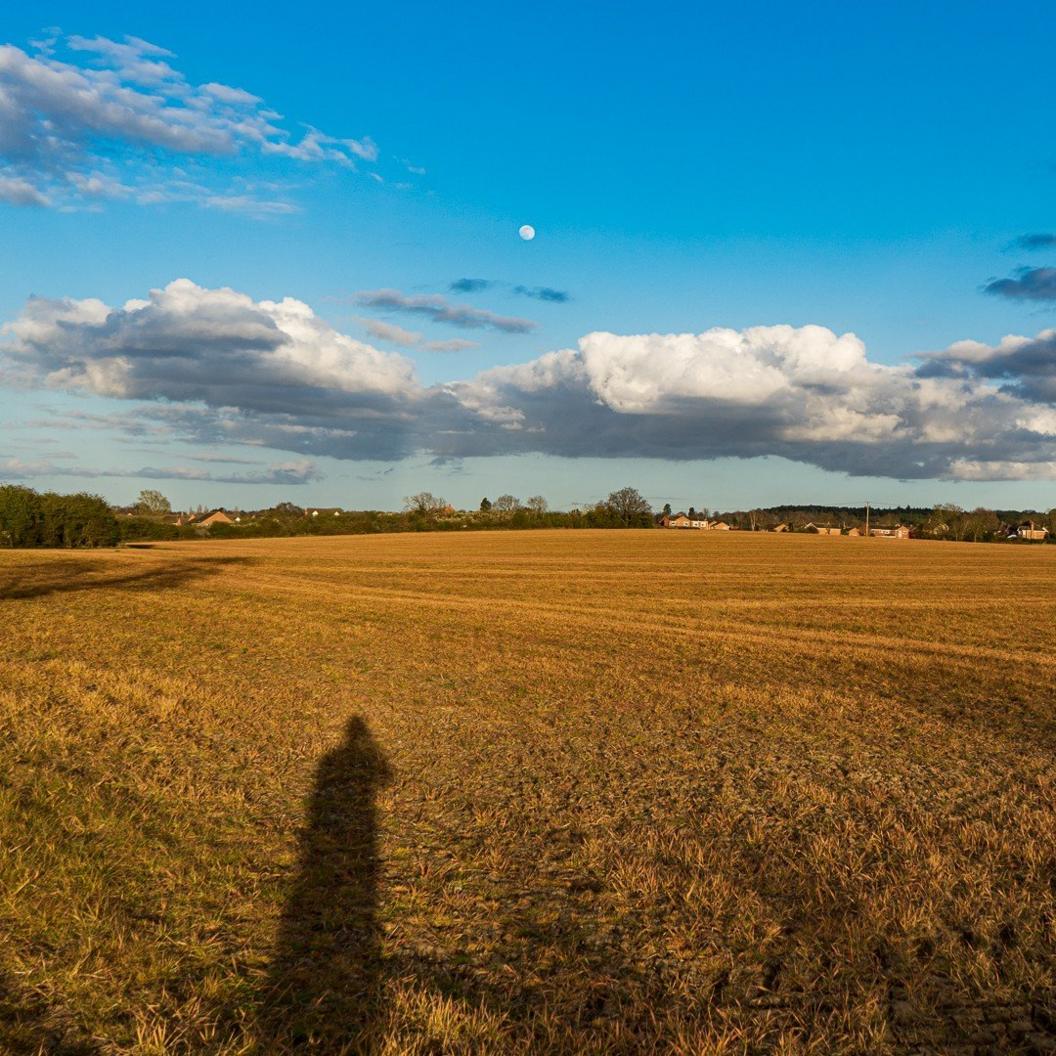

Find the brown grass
[[2, 530, 1055, 1054]]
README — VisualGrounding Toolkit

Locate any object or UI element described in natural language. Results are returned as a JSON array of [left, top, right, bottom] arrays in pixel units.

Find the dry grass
[[2, 530, 1056, 1054]]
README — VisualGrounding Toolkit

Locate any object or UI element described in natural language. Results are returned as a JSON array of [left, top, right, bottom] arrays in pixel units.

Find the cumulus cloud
[[917, 328, 1056, 403], [0, 35, 378, 210], [355, 289, 535, 333], [984, 267, 1056, 302], [437, 325, 1056, 478], [2, 278, 419, 421], [10, 280, 1056, 481]]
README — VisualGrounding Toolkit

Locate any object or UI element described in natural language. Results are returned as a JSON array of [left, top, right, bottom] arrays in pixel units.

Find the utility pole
[[865, 502, 870, 538]]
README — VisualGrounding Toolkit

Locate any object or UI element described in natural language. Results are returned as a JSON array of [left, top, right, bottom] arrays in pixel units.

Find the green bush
[[0, 485, 118, 548]]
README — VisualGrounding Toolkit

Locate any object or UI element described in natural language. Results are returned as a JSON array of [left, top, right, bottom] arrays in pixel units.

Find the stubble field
[[2, 529, 1056, 1055]]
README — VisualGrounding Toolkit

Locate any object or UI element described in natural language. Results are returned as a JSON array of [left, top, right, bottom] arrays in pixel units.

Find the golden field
[[2, 529, 1056, 1055]]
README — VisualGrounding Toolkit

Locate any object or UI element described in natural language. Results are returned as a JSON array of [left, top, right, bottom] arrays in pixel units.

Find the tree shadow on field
[[0, 556, 248, 601], [258, 718, 391, 1054], [0, 970, 99, 1055]]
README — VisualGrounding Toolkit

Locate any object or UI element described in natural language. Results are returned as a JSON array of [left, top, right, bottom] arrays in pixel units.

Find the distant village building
[[661, 513, 728, 530], [200, 509, 236, 527], [1016, 521, 1049, 541], [771, 522, 791, 533], [308, 508, 343, 518], [868, 524, 911, 539], [803, 522, 842, 536]]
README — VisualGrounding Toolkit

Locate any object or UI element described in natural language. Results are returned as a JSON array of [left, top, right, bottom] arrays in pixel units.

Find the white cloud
[[948, 459, 1056, 481], [355, 288, 536, 333], [2, 278, 418, 409], [202, 193, 300, 216], [0, 35, 379, 211], [9, 282, 1056, 481], [0, 453, 319, 485], [359, 318, 422, 346], [425, 338, 478, 353], [356, 317, 478, 353], [0, 174, 48, 205]]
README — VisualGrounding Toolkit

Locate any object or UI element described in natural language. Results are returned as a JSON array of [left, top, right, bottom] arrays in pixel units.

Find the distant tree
[[662, 503, 672, 517], [479, 497, 492, 512], [135, 489, 171, 515], [0, 484, 40, 547], [606, 486, 652, 527], [404, 492, 446, 515], [494, 494, 519, 513], [32, 490, 118, 548], [526, 495, 548, 514], [966, 507, 1000, 543], [688, 506, 696, 519]]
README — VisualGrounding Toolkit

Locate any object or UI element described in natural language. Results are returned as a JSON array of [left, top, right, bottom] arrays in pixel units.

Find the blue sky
[[4, 1, 1056, 511]]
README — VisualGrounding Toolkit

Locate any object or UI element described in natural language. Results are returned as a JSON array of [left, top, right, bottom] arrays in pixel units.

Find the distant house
[[846, 526, 861, 537], [1016, 521, 1049, 541], [709, 521, 732, 531], [869, 524, 911, 539], [803, 522, 843, 536], [663, 513, 714, 529], [308, 508, 343, 518], [200, 509, 236, 527], [771, 522, 791, 533]]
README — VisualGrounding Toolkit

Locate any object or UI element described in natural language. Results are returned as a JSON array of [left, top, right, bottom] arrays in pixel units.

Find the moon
[[518, 224, 536, 241]]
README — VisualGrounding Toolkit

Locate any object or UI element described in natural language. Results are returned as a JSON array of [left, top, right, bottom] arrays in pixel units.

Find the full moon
[[518, 224, 536, 241]]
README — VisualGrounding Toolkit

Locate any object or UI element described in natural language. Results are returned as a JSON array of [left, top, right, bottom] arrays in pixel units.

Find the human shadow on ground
[[257, 717, 391, 1054], [0, 970, 99, 1055], [0, 556, 248, 601], [255, 718, 673, 1054]]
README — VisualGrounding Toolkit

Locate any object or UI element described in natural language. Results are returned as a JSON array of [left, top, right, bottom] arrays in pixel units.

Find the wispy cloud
[[358, 318, 422, 346], [984, 267, 1056, 302], [425, 338, 477, 353], [1009, 233, 1056, 251], [356, 316, 478, 353], [449, 278, 494, 293], [0, 34, 378, 212], [449, 278, 571, 303], [513, 285, 570, 303], [355, 289, 535, 333], [0, 454, 319, 485]]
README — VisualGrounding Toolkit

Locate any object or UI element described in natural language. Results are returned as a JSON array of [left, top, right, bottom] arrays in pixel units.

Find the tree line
[[202, 487, 655, 539], [0, 484, 655, 547], [707, 503, 1056, 541], [0, 485, 119, 548]]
